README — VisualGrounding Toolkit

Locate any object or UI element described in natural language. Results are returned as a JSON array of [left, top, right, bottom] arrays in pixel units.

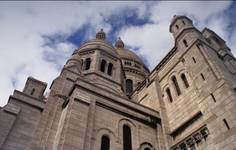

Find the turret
[[23, 77, 47, 100], [169, 15, 203, 50], [202, 28, 233, 57]]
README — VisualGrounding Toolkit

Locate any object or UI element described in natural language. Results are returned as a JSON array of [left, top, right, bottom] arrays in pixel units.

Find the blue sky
[[0, 1, 236, 106]]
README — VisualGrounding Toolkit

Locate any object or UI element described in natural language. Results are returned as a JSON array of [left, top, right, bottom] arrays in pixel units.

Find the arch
[[107, 63, 113, 76], [183, 39, 188, 47], [101, 135, 110, 150], [166, 88, 173, 102], [123, 125, 132, 150], [172, 76, 181, 96], [84, 58, 91, 70], [100, 59, 106, 72], [181, 73, 189, 88], [94, 128, 117, 150], [140, 142, 155, 150], [126, 79, 133, 94]]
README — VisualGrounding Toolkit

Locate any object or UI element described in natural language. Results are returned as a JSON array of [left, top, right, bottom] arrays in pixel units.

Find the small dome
[[96, 28, 106, 40], [115, 37, 124, 48]]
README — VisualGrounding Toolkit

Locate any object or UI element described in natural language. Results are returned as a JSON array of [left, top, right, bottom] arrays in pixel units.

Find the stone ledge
[[8, 90, 46, 111], [3, 103, 21, 115]]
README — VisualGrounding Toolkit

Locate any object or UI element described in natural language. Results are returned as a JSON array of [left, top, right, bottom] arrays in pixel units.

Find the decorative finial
[[115, 37, 124, 48], [96, 28, 106, 40]]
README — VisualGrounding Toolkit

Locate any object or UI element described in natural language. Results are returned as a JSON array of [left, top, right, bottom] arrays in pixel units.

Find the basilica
[[0, 15, 236, 150]]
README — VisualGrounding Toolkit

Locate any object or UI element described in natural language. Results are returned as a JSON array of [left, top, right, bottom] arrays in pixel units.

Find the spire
[[115, 37, 124, 48], [96, 28, 106, 40]]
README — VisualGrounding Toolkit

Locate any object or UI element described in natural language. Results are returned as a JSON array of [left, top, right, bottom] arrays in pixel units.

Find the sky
[[0, 1, 236, 106]]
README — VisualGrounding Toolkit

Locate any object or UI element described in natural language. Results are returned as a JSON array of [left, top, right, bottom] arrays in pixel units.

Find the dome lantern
[[115, 37, 124, 48], [96, 28, 106, 40]]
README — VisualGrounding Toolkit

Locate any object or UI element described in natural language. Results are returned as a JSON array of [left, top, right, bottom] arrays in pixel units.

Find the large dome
[[116, 48, 144, 65], [115, 37, 148, 71], [74, 29, 118, 57]]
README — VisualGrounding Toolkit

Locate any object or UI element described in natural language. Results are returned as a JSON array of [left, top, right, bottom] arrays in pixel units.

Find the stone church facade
[[0, 15, 236, 150]]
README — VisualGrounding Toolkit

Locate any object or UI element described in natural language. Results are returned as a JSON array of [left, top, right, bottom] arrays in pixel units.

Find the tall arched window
[[107, 63, 113, 76], [101, 135, 110, 150], [100, 59, 106, 72], [181, 73, 189, 88], [183, 39, 188, 47], [166, 88, 173, 102], [123, 125, 132, 150], [172, 76, 181, 96], [85, 58, 91, 70], [126, 79, 133, 94]]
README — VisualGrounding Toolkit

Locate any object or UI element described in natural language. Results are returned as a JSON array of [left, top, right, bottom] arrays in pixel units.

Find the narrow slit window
[[166, 88, 173, 102], [201, 73, 205, 81], [182, 20, 185, 25], [100, 59, 106, 72], [223, 119, 230, 130], [85, 58, 91, 70], [181, 73, 189, 88], [192, 57, 196, 63], [172, 76, 181, 96], [107, 63, 113, 76], [183, 39, 188, 47], [101, 135, 110, 150], [211, 93, 216, 102], [30, 88, 35, 95], [176, 25, 179, 30], [196, 44, 201, 50], [123, 125, 132, 150]]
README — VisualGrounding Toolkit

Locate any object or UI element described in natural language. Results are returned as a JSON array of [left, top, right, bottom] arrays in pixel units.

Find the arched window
[[107, 63, 113, 76], [181, 73, 189, 88], [183, 39, 188, 47], [123, 125, 132, 150], [85, 58, 91, 70], [172, 76, 181, 96], [101, 135, 110, 150], [144, 148, 151, 150], [126, 79, 133, 94], [166, 88, 173, 102], [100, 59, 106, 72]]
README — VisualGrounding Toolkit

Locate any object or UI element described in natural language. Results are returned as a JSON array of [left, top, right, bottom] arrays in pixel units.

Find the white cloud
[[118, 1, 236, 70], [0, 1, 235, 107], [0, 1, 147, 106]]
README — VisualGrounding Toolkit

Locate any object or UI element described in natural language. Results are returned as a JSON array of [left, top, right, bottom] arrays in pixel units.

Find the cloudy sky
[[0, 1, 235, 106]]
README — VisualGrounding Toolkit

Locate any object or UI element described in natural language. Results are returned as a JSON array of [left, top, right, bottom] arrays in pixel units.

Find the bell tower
[[169, 15, 203, 50]]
